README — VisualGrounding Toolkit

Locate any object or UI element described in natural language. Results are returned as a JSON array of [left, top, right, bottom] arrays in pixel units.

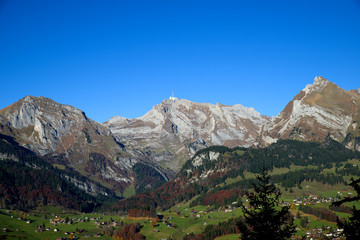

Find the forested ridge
[[0, 134, 118, 212], [1, 131, 359, 217], [132, 162, 167, 194], [112, 138, 360, 216]]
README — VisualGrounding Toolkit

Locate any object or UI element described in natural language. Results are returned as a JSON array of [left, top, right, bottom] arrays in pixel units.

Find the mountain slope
[[112, 139, 360, 216], [0, 134, 118, 211], [0, 96, 120, 158], [0, 76, 359, 193], [105, 76, 360, 172], [260, 76, 360, 150], [105, 99, 270, 171], [0, 96, 170, 193]]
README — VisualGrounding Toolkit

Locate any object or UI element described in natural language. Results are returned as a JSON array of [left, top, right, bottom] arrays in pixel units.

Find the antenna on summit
[[169, 90, 178, 101]]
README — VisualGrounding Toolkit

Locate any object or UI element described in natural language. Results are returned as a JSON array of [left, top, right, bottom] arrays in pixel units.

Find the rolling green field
[[1, 159, 359, 240], [0, 197, 353, 240]]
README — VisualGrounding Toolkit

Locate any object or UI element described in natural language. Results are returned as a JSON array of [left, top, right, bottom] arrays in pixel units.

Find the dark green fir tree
[[238, 168, 296, 240], [331, 177, 360, 240]]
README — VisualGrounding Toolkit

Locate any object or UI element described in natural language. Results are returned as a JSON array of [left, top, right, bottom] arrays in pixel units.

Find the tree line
[[112, 139, 360, 216]]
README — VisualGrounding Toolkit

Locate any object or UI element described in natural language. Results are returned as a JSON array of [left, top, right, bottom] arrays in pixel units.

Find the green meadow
[[1, 159, 359, 240]]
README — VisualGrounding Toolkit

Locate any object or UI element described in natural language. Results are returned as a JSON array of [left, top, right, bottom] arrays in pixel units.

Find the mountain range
[[0, 76, 359, 195]]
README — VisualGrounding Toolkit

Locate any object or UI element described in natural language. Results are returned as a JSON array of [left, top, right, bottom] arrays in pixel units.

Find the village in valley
[[1, 189, 352, 240]]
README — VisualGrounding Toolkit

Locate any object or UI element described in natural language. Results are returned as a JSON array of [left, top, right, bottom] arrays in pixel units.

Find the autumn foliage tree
[[151, 218, 157, 228], [238, 169, 296, 240], [112, 222, 145, 240]]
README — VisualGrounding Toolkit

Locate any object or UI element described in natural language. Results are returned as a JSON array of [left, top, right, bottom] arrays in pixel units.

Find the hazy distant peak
[[105, 115, 129, 125]]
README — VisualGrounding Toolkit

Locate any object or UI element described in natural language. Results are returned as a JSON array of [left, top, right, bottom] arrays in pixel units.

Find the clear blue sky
[[1, 0, 359, 123]]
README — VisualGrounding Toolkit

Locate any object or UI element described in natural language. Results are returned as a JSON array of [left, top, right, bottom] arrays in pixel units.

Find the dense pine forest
[[0, 134, 118, 212]]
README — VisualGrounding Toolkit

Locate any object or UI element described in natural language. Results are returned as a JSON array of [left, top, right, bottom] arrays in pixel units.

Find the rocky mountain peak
[[106, 97, 270, 171], [260, 77, 360, 150], [105, 116, 130, 126], [1, 76, 359, 193], [0, 96, 104, 154], [22, 95, 83, 114], [0, 96, 150, 193], [303, 76, 330, 94]]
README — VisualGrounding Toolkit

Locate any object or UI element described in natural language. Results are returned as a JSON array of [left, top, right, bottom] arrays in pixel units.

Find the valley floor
[[0, 187, 355, 240], [2, 159, 359, 240]]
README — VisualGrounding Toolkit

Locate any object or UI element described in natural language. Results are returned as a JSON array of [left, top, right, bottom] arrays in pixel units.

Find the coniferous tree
[[331, 177, 360, 240], [238, 169, 296, 240]]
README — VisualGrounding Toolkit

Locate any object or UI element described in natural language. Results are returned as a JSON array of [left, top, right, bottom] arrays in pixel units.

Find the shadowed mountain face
[[0, 77, 359, 191], [0, 133, 119, 211]]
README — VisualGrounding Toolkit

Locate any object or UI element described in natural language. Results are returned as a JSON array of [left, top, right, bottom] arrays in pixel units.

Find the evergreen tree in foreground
[[238, 169, 296, 240], [331, 177, 360, 240]]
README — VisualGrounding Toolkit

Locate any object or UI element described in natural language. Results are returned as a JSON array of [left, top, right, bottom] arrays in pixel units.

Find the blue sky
[[1, 0, 359, 123]]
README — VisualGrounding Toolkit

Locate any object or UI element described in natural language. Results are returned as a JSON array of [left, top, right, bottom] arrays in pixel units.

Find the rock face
[[0, 96, 143, 193], [106, 76, 360, 172], [259, 76, 360, 150], [0, 76, 359, 190], [104, 98, 270, 171], [1, 96, 107, 154]]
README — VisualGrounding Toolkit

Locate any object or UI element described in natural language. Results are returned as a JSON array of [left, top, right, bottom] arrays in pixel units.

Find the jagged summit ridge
[[105, 97, 270, 171], [0, 95, 145, 193], [0, 76, 359, 190], [260, 76, 360, 150], [105, 77, 360, 170], [106, 98, 269, 138], [0, 95, 91, 153], [303, 76, 330, 94]]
